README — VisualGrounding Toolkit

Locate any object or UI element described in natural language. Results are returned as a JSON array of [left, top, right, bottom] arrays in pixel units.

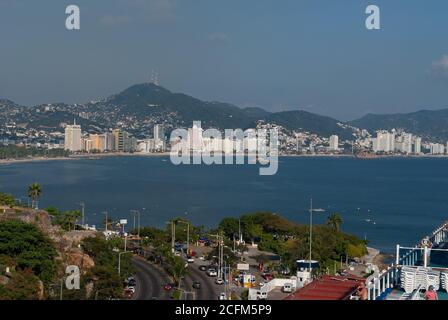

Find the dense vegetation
[[0, 193, 17, 207], [218, 212, 367, 273], [0, 145, 69, 160], [46, 207, 81, 231], [349, 108, 448, 142], [77, 236, 134, 300], [0, 220, 58, 299]]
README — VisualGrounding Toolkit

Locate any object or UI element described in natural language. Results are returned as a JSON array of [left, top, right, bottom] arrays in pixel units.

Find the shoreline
[[2, 152, 448, 165]]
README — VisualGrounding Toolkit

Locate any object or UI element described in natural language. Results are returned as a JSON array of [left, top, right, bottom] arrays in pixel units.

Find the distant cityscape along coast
[[2, 83, 448, 163]]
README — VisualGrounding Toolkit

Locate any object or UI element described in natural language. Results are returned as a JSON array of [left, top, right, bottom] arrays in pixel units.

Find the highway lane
[[132, 256, 172, 300], [184, 262, 222, 300]]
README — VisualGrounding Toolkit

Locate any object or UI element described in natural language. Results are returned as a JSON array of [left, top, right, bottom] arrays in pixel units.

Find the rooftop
[[284, 275, 365, 300]]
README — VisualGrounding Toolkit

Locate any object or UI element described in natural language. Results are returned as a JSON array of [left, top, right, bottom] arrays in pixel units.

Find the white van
[[256, 291, 267, 300], [283, 283, 293, 293]]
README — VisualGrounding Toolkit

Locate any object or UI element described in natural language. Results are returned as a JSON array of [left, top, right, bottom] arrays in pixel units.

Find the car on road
[[123, 288, 134, 298], [164, 283, 173, 291], [126, 286, 135, 294], [128, 279, 136, 287], [199, 265, 207, 271], [207, 269, 217, 277], [283, 283, 293, 293], [256, 291, 267, 300], [215, 278, 224, 285], [218, 292, 227, 300], [192, 281, 201, 289], [187, 256, 195, 263]]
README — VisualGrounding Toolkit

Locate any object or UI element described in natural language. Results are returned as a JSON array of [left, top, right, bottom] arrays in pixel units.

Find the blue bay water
[[1, 156, 447, 253]]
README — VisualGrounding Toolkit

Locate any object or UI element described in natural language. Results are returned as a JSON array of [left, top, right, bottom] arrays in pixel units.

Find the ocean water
[[1, 156, 448, 253]]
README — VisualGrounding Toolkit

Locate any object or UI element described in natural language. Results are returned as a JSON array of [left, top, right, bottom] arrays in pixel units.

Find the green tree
[[219, 217, 240, 238], [0, 220, 57, 284], [326, 213, 343, 232], [27, 183, 42, 209], [246, 223, 263, 244], [166, 255, 188, 288]]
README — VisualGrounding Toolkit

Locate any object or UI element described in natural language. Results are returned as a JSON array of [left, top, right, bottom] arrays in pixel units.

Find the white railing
[[366, 265, 399, 300]]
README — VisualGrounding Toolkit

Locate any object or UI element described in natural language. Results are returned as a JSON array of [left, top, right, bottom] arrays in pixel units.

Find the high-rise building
[[403, 133, 412, 154], [430, 143, 445, 155], [329, 135, 339, 151], [83, 138, 93, 152], [89, 134, 106, 152], [373, 131, 394, 153], [112, 129, 124, 152], [188, 122, 203, 152], [104, 132, 115, 151], [64, 121, 82, 151], [414, 137, 422, 154], [154, 124, 165, 142]]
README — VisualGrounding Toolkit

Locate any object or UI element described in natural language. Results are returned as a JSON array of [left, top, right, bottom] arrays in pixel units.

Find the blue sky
[[0, 0, 448, 120]]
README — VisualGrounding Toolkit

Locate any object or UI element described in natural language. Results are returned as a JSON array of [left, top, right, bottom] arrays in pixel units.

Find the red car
[[164, 284, 173, 291], [262, 273, 274, 281]]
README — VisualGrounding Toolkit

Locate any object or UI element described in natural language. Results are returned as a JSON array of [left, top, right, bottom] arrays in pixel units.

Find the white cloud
[[430, 54, 448, 76]]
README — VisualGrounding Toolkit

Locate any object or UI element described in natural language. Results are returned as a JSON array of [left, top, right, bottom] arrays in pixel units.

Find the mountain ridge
[[2, 83, 448, 141]]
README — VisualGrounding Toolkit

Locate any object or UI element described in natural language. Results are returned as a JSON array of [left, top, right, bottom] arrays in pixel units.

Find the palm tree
[[326, 213, 343, 232], [27, 183, 42, 209], [167, 255, 188, 289]]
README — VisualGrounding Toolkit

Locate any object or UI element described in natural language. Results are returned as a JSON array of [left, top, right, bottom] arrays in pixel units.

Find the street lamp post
[[309, 198, 313, 271], [102, 211, 109, 231], [130, 210, 141, 236], [118, 251, 132, 276], [177, 220, 190, 256], [166, 220, 176, 253], [209, 233, 224, 278], [77, 202, 85, 228]]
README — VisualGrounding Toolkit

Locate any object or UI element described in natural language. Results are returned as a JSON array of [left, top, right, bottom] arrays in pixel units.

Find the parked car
[[215, 278, 224, 285], [199, 265, 207, 271], [192, 281, 201, 289], [164, 283, 173, 291], [187, 256, 195, 263], [283, 283, 293, 293], [207, 269, 217, 277], [128, 279, 136, 287]]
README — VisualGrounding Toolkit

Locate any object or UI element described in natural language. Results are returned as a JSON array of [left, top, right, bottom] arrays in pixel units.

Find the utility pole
[[130, 210, 141, 236], [167, 220, 176, 253], [130, 210, 136, 231], [118, 251, 132, 276], [309, 198, 313, 271], [78, 202, 85, 227], [102, 211, 109, 231], [60, 278, 63, 300], [178, 220, 190, 255]]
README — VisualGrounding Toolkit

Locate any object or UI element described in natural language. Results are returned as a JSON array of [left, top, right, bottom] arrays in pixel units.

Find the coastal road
[[132, 256, 172, 300], [183, 262, 222, 300]]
